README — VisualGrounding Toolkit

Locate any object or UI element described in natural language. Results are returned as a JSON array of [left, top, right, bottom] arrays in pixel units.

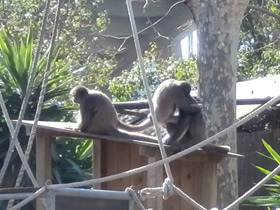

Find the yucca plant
[[0, 28, 90, 194], [246, 139, 280, 208], [0, 28, 73, 118]]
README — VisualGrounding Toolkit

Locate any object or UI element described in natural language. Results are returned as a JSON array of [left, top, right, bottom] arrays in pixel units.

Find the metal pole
[[46, 191, 56, 210]]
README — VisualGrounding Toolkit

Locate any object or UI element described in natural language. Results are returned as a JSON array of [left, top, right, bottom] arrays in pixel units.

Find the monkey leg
[[165, 113, 191, 144], [170, 114, 191, 142], [162, 132, 185, 150]]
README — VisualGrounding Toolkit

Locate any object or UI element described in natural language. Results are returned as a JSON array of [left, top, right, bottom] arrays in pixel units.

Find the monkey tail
[[111, 129, 157, 142], [202, 144, 231, 154], [118, 118, 153, 132]]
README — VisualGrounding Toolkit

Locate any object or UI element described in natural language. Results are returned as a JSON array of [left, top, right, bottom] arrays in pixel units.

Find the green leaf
[[255, 165, 280, 182], [270, 6, 277, 12], [257, 151, 274, 161], [76, 140, 93, 160], [262, 139, 280, 164]]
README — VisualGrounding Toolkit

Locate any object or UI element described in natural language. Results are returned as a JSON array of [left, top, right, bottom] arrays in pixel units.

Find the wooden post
[[93, 139, 101, 189], [201, 161, 218, 208], [146, 154, 163, 210], [36, 129, 52, 210], [139, 146, 163, 209]]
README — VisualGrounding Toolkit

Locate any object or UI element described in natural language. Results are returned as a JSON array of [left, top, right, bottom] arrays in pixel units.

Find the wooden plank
[[103, 141, 131, 190], [93, 139, 101, 189], [179, 160, 194, 210], [129, 144, 147, 190], [36, 130, 52, 210], [15, 120, 242, 158], [115, 142, 131, 190], [201, 161, 217, 208], [146, 154, 163, 210], [193, 160, 203, 209]]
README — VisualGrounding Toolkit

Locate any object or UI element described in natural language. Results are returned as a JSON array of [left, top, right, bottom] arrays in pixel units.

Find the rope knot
[[140, 178, 174, 201], [162, 178, 174, 200], [126, 186, 153, 210]]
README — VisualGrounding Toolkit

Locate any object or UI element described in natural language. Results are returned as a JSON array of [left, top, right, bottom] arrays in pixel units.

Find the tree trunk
[[188, 0, 250, 208]]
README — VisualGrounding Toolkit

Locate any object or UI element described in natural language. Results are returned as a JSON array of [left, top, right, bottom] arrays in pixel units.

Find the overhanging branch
[[247, 5, 280, 21]]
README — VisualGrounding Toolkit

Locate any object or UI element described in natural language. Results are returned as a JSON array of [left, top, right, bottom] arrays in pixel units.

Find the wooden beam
[[93, 139, 101, 189], [112, 97, 279, 112], [36, 129, 52, 210], [146, 154, 163, 210]]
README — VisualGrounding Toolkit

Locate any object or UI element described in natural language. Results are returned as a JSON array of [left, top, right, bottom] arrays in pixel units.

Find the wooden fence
[[238, 128, 280, 210]]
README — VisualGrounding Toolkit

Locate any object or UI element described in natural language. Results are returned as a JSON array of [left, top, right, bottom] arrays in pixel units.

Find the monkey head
[[70, 85, 89, 104], [181, 82, 191, 96]]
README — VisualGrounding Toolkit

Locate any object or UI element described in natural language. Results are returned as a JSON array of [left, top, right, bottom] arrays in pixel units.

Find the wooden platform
[[16, 120, 168, 148], [12, 120, 242, 210], [16, 120, 242, 157]]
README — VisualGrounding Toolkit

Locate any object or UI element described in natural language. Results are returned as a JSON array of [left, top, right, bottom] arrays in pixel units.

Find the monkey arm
[[166, 113, 192, 143], [182, 104, 202, 113]]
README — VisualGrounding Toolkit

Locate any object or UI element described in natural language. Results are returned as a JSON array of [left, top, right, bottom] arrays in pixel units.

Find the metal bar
[[54, 188, 131, 200], [0, 188, 132, 201], [129, 199, 136, 210], [113, 98, 279, 109], [0, 193, 34, 200], [46, 191, 56, 210]]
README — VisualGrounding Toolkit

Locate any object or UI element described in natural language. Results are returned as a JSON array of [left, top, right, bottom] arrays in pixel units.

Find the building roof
[[237, 75, 280, 99], [236, 75, 280, 118]]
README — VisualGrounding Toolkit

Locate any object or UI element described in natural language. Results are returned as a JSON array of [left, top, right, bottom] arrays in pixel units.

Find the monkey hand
[[162, 134, 184, 150], [73, 123, 84, 132], [162, 134, 172, 145]]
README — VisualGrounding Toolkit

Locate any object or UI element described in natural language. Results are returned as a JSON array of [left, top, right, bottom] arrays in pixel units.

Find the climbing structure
[[0, 0, 280, 210]]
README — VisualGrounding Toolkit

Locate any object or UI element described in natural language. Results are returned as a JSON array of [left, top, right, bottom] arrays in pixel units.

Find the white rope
[[126, 0, 174, 182], [7, 186, 47, 210], [140, 178, 174, 200], [8, 94, 280, 209], [126, 186, 152, 210], [0, 92, 38, 186], [140, 178, 207, 210], [12, 0, 62, 191], [7, 0, 63, 208], [223, 163, 280, 210], [0, 0, 52, 185]]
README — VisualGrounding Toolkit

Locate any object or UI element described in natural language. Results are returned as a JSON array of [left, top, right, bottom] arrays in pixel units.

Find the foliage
[[238, 0, 280, 81], [246, 139, 280, 207], [0, 28, 89, 191], [0, 27, 72, 119], [109, 43, 198, 101], [52, 138, 92, 183], [0, 0, 115, 87]]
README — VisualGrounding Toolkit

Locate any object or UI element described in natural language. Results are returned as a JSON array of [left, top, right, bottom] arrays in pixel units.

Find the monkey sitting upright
[[126, 79, 230, 153], [124, 79, 202, 142], [70, 85, 157, 142]]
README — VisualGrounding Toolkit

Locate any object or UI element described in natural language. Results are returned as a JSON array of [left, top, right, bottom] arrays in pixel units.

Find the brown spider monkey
[[70, 85, 157, 142]]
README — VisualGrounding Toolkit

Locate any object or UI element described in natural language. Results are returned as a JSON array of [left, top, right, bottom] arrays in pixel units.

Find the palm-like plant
[[0, 28, 72, 119], [0, 28, 90, 194], [246, 139, 280, 207]]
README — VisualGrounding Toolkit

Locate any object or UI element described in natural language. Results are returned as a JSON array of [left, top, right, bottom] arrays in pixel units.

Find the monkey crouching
[[70, 85, 157, 142]]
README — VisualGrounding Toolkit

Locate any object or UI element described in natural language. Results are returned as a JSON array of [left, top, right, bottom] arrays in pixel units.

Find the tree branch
[[247, 5, 280, 21]]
